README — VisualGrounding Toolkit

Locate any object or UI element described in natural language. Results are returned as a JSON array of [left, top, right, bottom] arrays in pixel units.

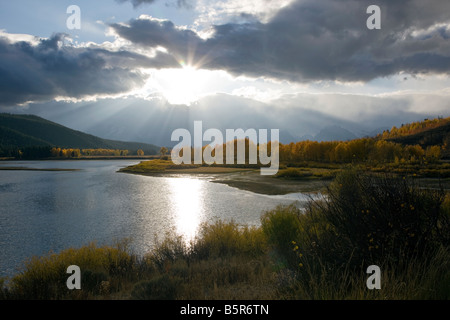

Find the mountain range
[[2, 104, 448, 158], [17, 94, 416, 148]]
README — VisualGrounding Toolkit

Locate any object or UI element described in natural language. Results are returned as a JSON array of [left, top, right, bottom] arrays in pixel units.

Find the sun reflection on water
[[168, 178, 205, 243]]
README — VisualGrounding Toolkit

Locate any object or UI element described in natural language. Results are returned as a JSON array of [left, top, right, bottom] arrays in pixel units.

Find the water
[[0, 160, 309, 279]]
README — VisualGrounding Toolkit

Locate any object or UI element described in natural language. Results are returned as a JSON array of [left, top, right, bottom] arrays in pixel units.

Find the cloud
[[110, 0, 450, 83], [110, 16, 203, 61], [115, 0, 193, 9], [0, 33, 179, 106], [192, 0, 295, 28], [4, 0, 450, 108], [115, 0, 158, 8]]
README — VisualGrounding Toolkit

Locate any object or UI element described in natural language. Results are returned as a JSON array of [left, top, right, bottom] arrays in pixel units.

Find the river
[[0, 160, 310, 279]]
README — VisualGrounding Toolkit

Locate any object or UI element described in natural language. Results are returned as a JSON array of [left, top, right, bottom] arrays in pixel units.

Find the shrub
[[261, 205, 304, 267], [148, 234, 190, 272], [315, 169, 450, 269], [192, 220, 266, 259], [81, 269, 108, 295], [260, 169, 450, 298], [130, 275, 179, 300]]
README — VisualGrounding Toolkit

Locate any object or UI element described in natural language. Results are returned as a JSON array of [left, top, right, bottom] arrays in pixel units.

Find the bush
[[148, 234, 190, 272], [260, 169, 450, 299], [315, 169, 450, 269], [130, 275, 179, 300], [261, 205, 304, 267], [81, 269, 108, 295]]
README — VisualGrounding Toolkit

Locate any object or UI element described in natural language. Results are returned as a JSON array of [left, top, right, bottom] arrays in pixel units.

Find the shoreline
[[2, 158, 448, 195], [119, 167, 331, 195], [119, 164, 450, 195], [0, 156, 157, 161], [0, 167, 80, 172]]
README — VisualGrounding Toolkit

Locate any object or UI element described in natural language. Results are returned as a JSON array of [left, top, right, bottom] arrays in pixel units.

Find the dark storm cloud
[[0, 33, 179, 106], [111, 18, 202, 58], [111, 0, 450, 82]]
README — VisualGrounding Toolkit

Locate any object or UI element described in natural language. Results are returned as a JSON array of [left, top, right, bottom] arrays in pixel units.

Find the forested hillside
[[385, 118, 450, 159], [0, 113, 159, 158], [279, 116, 449, 163], [380, 117, 450, 139]]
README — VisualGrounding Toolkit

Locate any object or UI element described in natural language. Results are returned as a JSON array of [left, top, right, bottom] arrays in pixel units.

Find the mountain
[[314, 125, 358, 142], [20, 95, 373, 147], [386, 118, 450, 158], [0, 113, 160, 155], [8, 94, 446, 148]]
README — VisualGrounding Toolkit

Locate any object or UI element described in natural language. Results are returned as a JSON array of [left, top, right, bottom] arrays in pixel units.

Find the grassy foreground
[[1, 169, 449, 300]]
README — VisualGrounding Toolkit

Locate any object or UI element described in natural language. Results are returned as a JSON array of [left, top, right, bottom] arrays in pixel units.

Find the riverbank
[[118, 159, 450, 195], [0, 166, 80, 172], [2, 158, 449, 194], [2, 169, 449, 300], [210, 170, 332, 195], [118, 160, 333, 195], [121, 169, 331, 195], [0, 155, 158, 161]]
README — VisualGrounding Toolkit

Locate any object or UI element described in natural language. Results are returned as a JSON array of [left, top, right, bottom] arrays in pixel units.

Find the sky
[[0, 0, 449, 145]]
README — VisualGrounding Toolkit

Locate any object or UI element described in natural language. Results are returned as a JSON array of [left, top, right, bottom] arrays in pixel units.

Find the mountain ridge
[[386, 119, 450, 159], [0, 113, 160, 156]]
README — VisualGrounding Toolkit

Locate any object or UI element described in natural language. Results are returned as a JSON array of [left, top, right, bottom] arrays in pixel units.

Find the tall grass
[[192, 220, 267, 259], [137, 221, 274, 300], [2, 241, 136, 299]]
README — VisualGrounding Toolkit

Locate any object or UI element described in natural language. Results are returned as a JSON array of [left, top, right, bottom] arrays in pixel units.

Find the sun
[[154, 64, 208, 105], [140, 62, 232, 105]]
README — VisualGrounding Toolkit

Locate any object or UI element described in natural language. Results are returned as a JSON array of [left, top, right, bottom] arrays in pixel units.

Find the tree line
[[0, 147, 147, 159], [279, 138, 442, 164], [1, 129, 444, 163], [51, 148, 130, 158], [172, 137, 442, 165]]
